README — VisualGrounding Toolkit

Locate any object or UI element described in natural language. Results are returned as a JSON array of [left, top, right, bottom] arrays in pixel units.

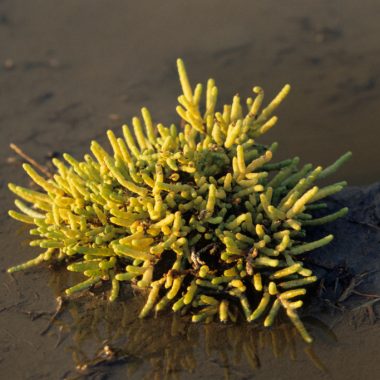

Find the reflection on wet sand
[[46, 268, 329, 379]]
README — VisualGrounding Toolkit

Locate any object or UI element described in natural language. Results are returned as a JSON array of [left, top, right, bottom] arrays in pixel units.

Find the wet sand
[[1, 1, 380, 379]]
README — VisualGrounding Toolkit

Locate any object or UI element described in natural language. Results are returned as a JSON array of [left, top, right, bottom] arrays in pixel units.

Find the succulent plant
[[7, 59, 351, 342]]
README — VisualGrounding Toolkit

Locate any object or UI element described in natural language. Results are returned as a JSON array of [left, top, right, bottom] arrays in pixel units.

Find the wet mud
[[1, 1, 380, 379]]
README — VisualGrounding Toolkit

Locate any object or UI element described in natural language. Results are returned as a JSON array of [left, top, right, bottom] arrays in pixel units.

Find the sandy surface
[[1, 1, 380, 379], [1, 0, 380, 184]]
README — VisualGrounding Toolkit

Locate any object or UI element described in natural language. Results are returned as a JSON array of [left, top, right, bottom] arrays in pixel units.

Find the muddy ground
[[0, 1, 380, 379]]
